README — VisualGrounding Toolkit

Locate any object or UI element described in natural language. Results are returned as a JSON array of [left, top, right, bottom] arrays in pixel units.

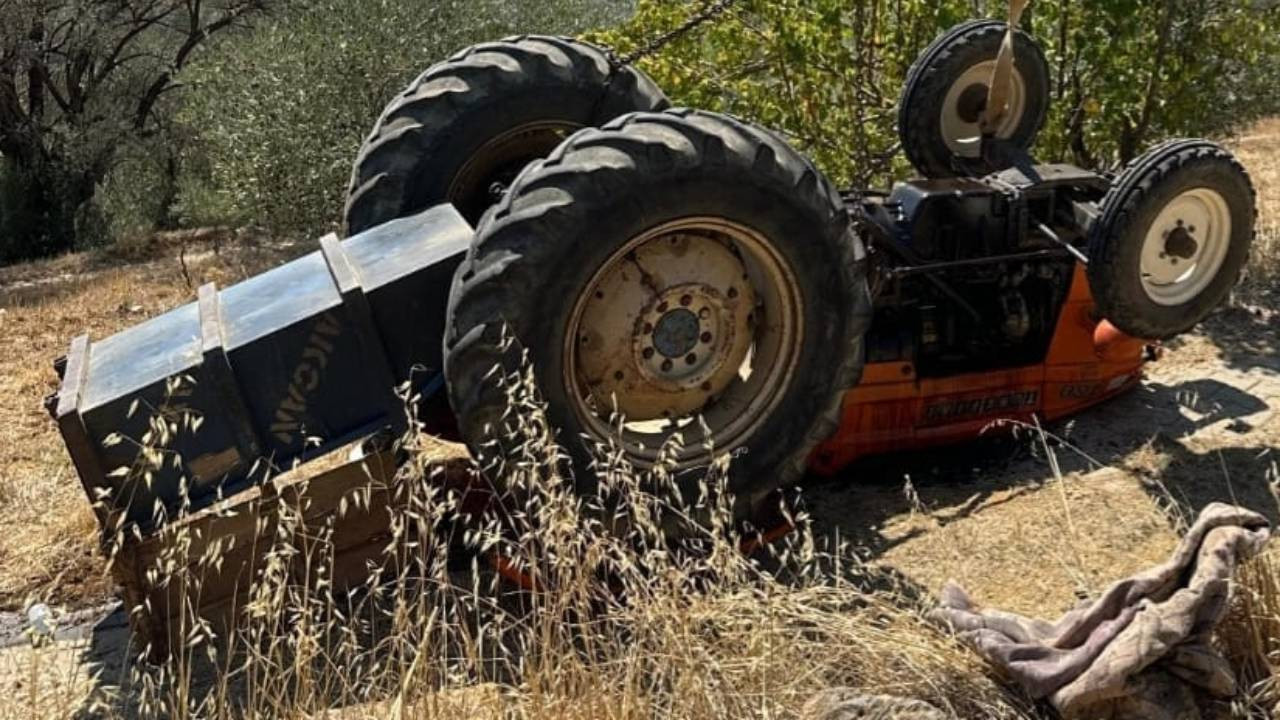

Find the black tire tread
[[898, 20, 1049, 178], [445, 108, 871, 509], [343, 35, 668, 236], [1087, 139, 1256, 339]]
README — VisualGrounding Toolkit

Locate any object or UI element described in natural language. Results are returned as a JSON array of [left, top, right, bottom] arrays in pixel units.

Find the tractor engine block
[[859, 165, 1108, 377]]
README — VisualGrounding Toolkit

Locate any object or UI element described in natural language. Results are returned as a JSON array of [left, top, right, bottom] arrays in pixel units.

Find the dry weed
[[2, 357, 1043, 720], [1230, 117, 1280, 303]]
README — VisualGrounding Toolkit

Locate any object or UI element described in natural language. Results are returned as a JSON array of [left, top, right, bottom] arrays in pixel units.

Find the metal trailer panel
[[49, 205, 472, 535]]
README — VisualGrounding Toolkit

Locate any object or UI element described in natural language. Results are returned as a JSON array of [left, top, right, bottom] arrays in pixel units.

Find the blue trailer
[[48, 205, 471, 535]]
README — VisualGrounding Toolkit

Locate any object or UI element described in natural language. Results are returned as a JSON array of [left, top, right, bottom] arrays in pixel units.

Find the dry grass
[[0, 369, 1045, 720], [1221, 548, 1280, 716], [871, 463, 1178, 616], [1230, 117, 1280, 302]]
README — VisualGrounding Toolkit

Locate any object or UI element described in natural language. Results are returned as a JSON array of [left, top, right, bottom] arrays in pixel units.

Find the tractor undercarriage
[[859, 163, 1110, 378]]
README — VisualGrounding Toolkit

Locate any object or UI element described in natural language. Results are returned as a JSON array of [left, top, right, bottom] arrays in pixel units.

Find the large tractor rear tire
[[344, 36, 668, 235], [444, 109, 872, 519]]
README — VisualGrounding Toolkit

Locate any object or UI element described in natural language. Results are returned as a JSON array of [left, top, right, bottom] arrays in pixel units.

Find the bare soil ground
[[0, 121, 1277, 714]]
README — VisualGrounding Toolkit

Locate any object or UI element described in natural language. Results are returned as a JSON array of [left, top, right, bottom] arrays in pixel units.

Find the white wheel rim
[[1138, 188, 1232, 307], [940, 61, 1027, 157]]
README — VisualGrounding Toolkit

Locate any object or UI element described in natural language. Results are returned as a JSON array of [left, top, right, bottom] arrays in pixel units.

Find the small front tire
[[1088, 139, 1255, 340], [898, 20, 1050, 178]]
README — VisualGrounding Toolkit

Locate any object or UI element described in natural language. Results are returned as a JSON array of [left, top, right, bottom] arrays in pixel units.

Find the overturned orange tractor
[[52, 18, 1255, 540]]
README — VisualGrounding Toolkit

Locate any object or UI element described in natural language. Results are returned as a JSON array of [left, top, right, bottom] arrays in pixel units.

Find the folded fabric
[[931, 502, 1271, 718]]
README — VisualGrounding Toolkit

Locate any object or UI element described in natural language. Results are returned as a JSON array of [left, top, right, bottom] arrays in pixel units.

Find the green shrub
[[179, 0, 635, 237], [92, 141, 183, 251], [593, 0, 1280, 187]]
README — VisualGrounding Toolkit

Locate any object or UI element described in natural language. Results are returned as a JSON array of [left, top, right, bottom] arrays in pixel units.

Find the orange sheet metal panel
[[1042, 265, 1146, 420], [810, 265, 1147, 476]]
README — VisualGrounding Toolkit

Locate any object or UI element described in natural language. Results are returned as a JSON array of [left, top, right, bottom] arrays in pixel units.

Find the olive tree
[[0, 0, 271, 261], [178, 0, 635, 235]]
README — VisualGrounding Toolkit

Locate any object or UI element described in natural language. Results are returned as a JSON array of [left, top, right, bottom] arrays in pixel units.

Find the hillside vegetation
[[3, 0, 1280, 263]]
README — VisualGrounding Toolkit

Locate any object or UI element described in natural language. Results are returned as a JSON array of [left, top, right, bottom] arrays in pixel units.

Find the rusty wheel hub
[[630, 278, 755, 414], [565, 218, 801, 463]]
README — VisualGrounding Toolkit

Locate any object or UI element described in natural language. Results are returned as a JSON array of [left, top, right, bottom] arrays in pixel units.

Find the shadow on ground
[[1188, 304, 1280, 374], [801, 307, 1279, 569]]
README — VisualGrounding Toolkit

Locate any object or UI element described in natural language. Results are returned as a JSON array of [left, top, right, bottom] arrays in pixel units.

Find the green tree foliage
[[179, 0, 635, 235], [1035, 0, 1280, 167], [0, 0, 269, 262], [9, 0, 1278, 257], [593, 0, 1280, 187]]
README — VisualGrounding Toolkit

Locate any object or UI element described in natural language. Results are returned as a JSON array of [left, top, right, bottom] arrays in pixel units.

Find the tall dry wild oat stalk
[[4, 353, 1276, 719], [1218, 461, 1280, 718], [1219, 549, 1280, 718], [0, 355, 1038, 719]]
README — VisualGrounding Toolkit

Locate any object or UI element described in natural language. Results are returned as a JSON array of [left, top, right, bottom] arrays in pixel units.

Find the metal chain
[[615, 0, 740, 67]]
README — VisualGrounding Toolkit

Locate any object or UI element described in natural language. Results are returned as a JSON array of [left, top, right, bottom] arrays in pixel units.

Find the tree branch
[[91, 1, 180, 91], [133, 1, 263, 130], [1127, 0, 1176, 161]]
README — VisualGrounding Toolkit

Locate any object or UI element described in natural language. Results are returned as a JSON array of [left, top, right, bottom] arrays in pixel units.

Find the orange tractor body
[[811, 266, 1147, 473]]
